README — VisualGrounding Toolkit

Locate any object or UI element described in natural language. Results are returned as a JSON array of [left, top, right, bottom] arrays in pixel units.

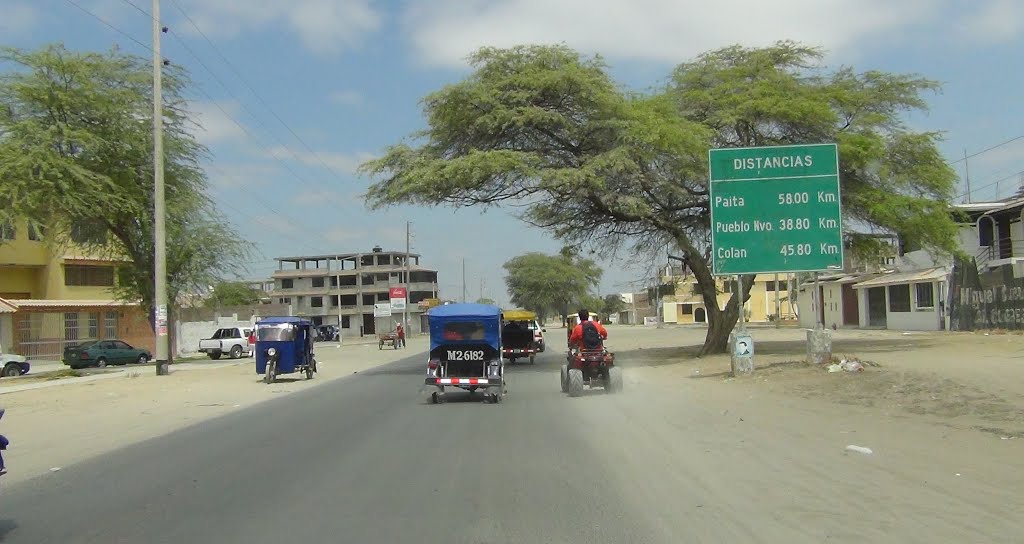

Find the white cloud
[[173, 0, 382, 55], [189, 100, 247, 145], [956, 0, 1024, 43], [0, 1, 36, 35], [329, 90, 364, 105], [400, 0, 961, 68], [266, 146, 376, 174]]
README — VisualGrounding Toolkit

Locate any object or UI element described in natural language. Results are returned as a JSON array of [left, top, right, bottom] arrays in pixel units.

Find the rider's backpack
[[581, 321, 602, 349]]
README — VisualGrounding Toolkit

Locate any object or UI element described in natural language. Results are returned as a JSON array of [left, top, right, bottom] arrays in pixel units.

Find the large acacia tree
[[0, 44, 248, 328], [360, 42, 959, 354]]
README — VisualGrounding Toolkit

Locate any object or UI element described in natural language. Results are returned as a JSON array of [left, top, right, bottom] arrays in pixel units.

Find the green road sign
[[709, 143, 844, 275]]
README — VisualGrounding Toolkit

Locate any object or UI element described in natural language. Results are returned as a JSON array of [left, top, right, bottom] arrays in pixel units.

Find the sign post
[[708, 143, 844, 372]]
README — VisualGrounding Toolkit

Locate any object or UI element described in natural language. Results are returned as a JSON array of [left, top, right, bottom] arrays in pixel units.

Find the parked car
[[528, 320, 546, 352], [62, 340, 152, 369], [198, 327, 253, 359], [0, 343, 30, 378]]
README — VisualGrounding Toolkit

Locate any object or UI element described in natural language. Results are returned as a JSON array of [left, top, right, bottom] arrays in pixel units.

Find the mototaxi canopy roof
[[427, 303, 502, 351]]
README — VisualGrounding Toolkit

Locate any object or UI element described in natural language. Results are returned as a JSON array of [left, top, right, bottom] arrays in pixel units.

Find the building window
[[680, 304, 693, 315], [888, 284, 911, 312], [104, 311, 117, 338], [88, 312, 99, 339], [915, 283, 935, 310], [64, 312, 79, 342], [64, 265, 115, 287], [27, 223, 45, 241], [764, 281, 777, 292], [279, 298, 291, 304], [311, 296, 323, 308], [312, 277, 325, 288], [281, 279, 294, 289], [341, 315, 350, 328], [70, 223, 107, 245], [0, 222, 14, 240]]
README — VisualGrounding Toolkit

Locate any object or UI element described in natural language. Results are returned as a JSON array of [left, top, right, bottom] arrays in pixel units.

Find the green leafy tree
[[205, 281, 263, 308], [475, 297, 496, 305], [0, 44, 249, 333], [602, 294, 626, 318], [501, 250, 602, 325], [360, 43, 959, 354]]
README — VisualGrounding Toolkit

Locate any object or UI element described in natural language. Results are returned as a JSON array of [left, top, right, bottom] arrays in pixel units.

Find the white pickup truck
[[198, 327, 253, 359]]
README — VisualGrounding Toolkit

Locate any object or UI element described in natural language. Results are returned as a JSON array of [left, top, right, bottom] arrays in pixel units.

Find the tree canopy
[[204, 281, 263, 308], [0, 44, 248, 319], [360, 41, 960, 353], [501, 249, 602, 324]]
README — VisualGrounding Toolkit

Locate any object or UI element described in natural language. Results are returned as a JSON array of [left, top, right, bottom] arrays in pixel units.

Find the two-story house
[[270, 246, 440, 336], [0, 220, 154, 359], [658, 265, 799, 326]]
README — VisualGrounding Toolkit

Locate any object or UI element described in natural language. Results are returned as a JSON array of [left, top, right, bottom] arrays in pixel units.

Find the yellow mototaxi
[[501, 309, 538, 364]]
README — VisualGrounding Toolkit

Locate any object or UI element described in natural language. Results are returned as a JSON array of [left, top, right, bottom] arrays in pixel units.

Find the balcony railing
[[976, 236, 1023, 267]]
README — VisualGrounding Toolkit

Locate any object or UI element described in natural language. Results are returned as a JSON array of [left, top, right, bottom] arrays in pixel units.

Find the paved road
[[1, 346, 1018, 543]]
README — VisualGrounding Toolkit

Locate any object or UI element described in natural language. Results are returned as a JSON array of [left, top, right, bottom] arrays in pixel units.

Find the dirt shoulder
[[1, 337, 425, 486], [609, 325, 1024, 440]]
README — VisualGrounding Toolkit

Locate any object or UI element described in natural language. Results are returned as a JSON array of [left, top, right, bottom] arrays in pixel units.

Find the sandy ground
[[1, 336, 425, 486], [607, 325, 1024, 439]]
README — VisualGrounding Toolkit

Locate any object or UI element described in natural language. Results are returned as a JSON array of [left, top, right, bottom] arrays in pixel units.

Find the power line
[[950, 135, 1024, 165], [61, 0, 340, 268], [117, 0, 346, 200], [65, 0, 150, 50], [167, 0, 357, 185], [954, 168, 1024, 201]]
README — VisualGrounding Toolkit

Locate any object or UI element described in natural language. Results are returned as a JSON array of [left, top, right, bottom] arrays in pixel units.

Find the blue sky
[[3, 0, 1024, 306]]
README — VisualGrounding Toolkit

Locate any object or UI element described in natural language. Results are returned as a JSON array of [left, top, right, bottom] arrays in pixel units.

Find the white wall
[[174, 315, 255, 357], [0, 314, 13, 353], [856, 280, 945, 331], [885, 308, 942, 331], [821, 283, 845, 329], [663, 301, 678, 324]]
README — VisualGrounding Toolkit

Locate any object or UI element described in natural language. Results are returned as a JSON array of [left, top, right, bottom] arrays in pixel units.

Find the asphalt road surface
[[1, 348, 1017, 543]]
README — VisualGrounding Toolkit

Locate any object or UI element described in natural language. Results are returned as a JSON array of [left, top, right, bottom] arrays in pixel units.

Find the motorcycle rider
[[568, 309, 607, 351]]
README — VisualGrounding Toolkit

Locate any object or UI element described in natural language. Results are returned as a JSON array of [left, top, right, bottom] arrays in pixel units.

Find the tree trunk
[[671, 234, 754, 356]]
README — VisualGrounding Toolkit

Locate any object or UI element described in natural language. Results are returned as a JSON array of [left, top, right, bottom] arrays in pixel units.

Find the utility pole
[[774, 272, 781, 329], [404, 221, 410, 334], [963, 148, 972, 203], [462, 258, 466, 303], [152, 0, 169, 375]]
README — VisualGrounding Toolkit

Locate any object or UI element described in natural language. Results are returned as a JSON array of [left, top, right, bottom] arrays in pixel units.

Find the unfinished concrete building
[[270, 246, 439, 336]]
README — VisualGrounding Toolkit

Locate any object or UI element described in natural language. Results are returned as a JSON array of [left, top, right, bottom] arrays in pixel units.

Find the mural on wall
[[949, 257, 1024, 331]]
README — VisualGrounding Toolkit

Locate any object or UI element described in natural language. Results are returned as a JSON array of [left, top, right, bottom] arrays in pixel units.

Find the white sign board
[[373, 303, 392, 317], [390, 298, 407, 311]]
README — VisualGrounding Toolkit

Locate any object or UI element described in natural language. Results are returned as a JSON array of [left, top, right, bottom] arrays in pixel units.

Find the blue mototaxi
[[424, 303, 505, 404], [255, 316, 318, 384]]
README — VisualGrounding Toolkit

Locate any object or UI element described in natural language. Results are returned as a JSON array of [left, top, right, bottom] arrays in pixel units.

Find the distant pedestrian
[[396, 323, 406, 348]]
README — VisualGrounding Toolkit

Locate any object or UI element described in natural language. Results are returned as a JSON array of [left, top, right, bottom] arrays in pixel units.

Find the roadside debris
[[828, 358, 866, 373], [845, 445, 873, 455]]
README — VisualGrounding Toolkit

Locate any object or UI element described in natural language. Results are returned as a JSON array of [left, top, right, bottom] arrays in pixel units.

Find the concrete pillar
[[729, 331, 754, 376], [806, 328, 832, 365]]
